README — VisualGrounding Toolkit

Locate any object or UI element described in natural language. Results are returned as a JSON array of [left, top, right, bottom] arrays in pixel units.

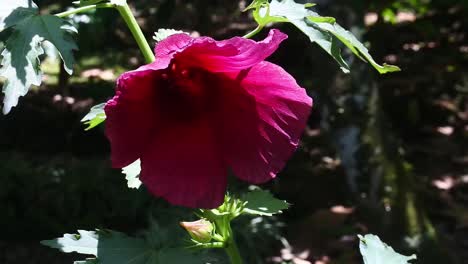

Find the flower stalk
[[115, 2, 155, 63], [55, 1, 155, 63], [224, 223, 243, 264]]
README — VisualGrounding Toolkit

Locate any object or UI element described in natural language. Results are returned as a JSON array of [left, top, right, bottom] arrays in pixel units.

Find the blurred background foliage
[[0, 0, 467, 263]]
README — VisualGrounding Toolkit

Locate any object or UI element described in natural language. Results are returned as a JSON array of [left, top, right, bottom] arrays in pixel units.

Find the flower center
[[164, 63, 204, 97], [157, 62, 217, 122]]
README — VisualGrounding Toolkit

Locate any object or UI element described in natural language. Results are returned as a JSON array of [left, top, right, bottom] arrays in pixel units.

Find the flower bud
[[180, 219, 214, 243]]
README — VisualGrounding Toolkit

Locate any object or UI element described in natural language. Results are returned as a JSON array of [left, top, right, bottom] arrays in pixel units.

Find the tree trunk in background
[[58, 60, 70, 97]]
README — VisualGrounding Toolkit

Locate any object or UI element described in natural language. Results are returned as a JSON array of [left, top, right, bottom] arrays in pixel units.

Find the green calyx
[[184, 190, 289, 264]]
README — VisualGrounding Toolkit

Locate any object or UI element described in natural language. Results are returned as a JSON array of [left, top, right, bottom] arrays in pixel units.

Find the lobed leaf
[[74, 259, 99, 264], [308, 17, 401, 74], [153, 28, 185, 43], [41, 230, 99, 255], [81, 103, 107, 130], [93, 230, 153, 264], [242, 189, 289, 216], [0, 0, 37, 31], [42, 229, 204, 264], [0, 9, 78, 114], [158, 248, 204, 263], [246, 0, 400, 74], [122, 159, 142, 189], [0, 33, 43, 114], [78, 0, 107, 7], [359, 234, 417, 264]]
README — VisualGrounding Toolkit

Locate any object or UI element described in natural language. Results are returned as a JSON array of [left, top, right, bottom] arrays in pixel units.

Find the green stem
[[115, 3, 155, 63], [55, 2, 154, 63], [186, 241, 225, 250], [224, 224, 243, 264], [243, 25, 263, 39], [55, 3, 114, 18]]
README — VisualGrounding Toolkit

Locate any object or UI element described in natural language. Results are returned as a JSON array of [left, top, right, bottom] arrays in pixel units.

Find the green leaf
[[0, 33, 43, 114], [159, 248, 204, 263], [0, 0, 37, 31], [78, 0, 106, 7], [42, 230, 150, 264], [246, 0, 400, 74], [358, 234, 417, 264], [122, 159, 142, 189], [153, 29, 185, 43], [308, 16, 335, 23], [1, 12, 77, 114], [245, 0, 288, 26], [41, 230, 99, 255], [308, 18, 401, 74], [42, 229, 205, 264], [94, 230, 154, 264], [109, 0, 127, 6], [303, 3, 316, 8], [244, 0, 268, 11], [81, 103, 106, 130], [242, 189, 289, 216], [74, 259, 99, 264]]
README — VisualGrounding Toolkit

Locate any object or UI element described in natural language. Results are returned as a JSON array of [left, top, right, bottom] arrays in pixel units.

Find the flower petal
[[104, 70, 159, 168], [154, 33, 193, 68], [211, 29, 288, 71], [139, 119, 227, 208], [219, 61, 312, 183], [154, 29, 288, 72], [187, 29, 287, 72]]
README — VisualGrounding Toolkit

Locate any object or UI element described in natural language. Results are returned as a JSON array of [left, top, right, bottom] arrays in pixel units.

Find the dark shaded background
[[0, 0, 467, 263]]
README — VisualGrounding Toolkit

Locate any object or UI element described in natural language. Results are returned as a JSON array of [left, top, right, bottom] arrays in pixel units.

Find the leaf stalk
[[54, 3, 114, 18], [243, 25, 264, 39]]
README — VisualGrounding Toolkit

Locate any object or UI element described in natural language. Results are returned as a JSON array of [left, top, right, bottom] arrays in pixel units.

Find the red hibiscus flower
[[105, 29, 312, 208]]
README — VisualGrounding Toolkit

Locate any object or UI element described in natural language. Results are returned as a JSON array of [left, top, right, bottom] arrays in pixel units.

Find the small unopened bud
[[180, 219, 214, 243]]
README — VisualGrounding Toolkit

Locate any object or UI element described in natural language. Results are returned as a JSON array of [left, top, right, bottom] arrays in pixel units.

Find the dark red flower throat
[[156, 60, 218, 123]]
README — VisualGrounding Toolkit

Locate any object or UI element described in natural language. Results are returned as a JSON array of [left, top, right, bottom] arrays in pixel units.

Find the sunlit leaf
[[74, 259, 99, 264], [109, 0, 127, 6], [244, 0, 285, 25], [359, 234, 417, 264], [244, 0, 268, 11], [0, 34, 42, 114], [41, 230, 99, 255], [153, 29, 185, 43], [0, 10, 77, 114], [42, 229, 204, 264], [78, 0, 106, 7], [245, 0, 400, 74], [0, 0, 37, 31], [122, 159, 142, 189], [81, 103, 106, 130], [242, 189, 289, 216], [308, 18, 401, 74]]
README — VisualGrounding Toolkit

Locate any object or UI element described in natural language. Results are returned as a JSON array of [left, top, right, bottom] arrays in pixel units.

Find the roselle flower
[[105, 29, 312, 208]]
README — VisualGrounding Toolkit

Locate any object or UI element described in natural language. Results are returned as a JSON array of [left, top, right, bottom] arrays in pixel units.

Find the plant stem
[[55, 3, 114, 18], [115, 3, 155, 63], [243, 25, 263, 39], [55, 2, 155, 63], [224, 224, 243, 264], [187, 241, 225, 250]]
